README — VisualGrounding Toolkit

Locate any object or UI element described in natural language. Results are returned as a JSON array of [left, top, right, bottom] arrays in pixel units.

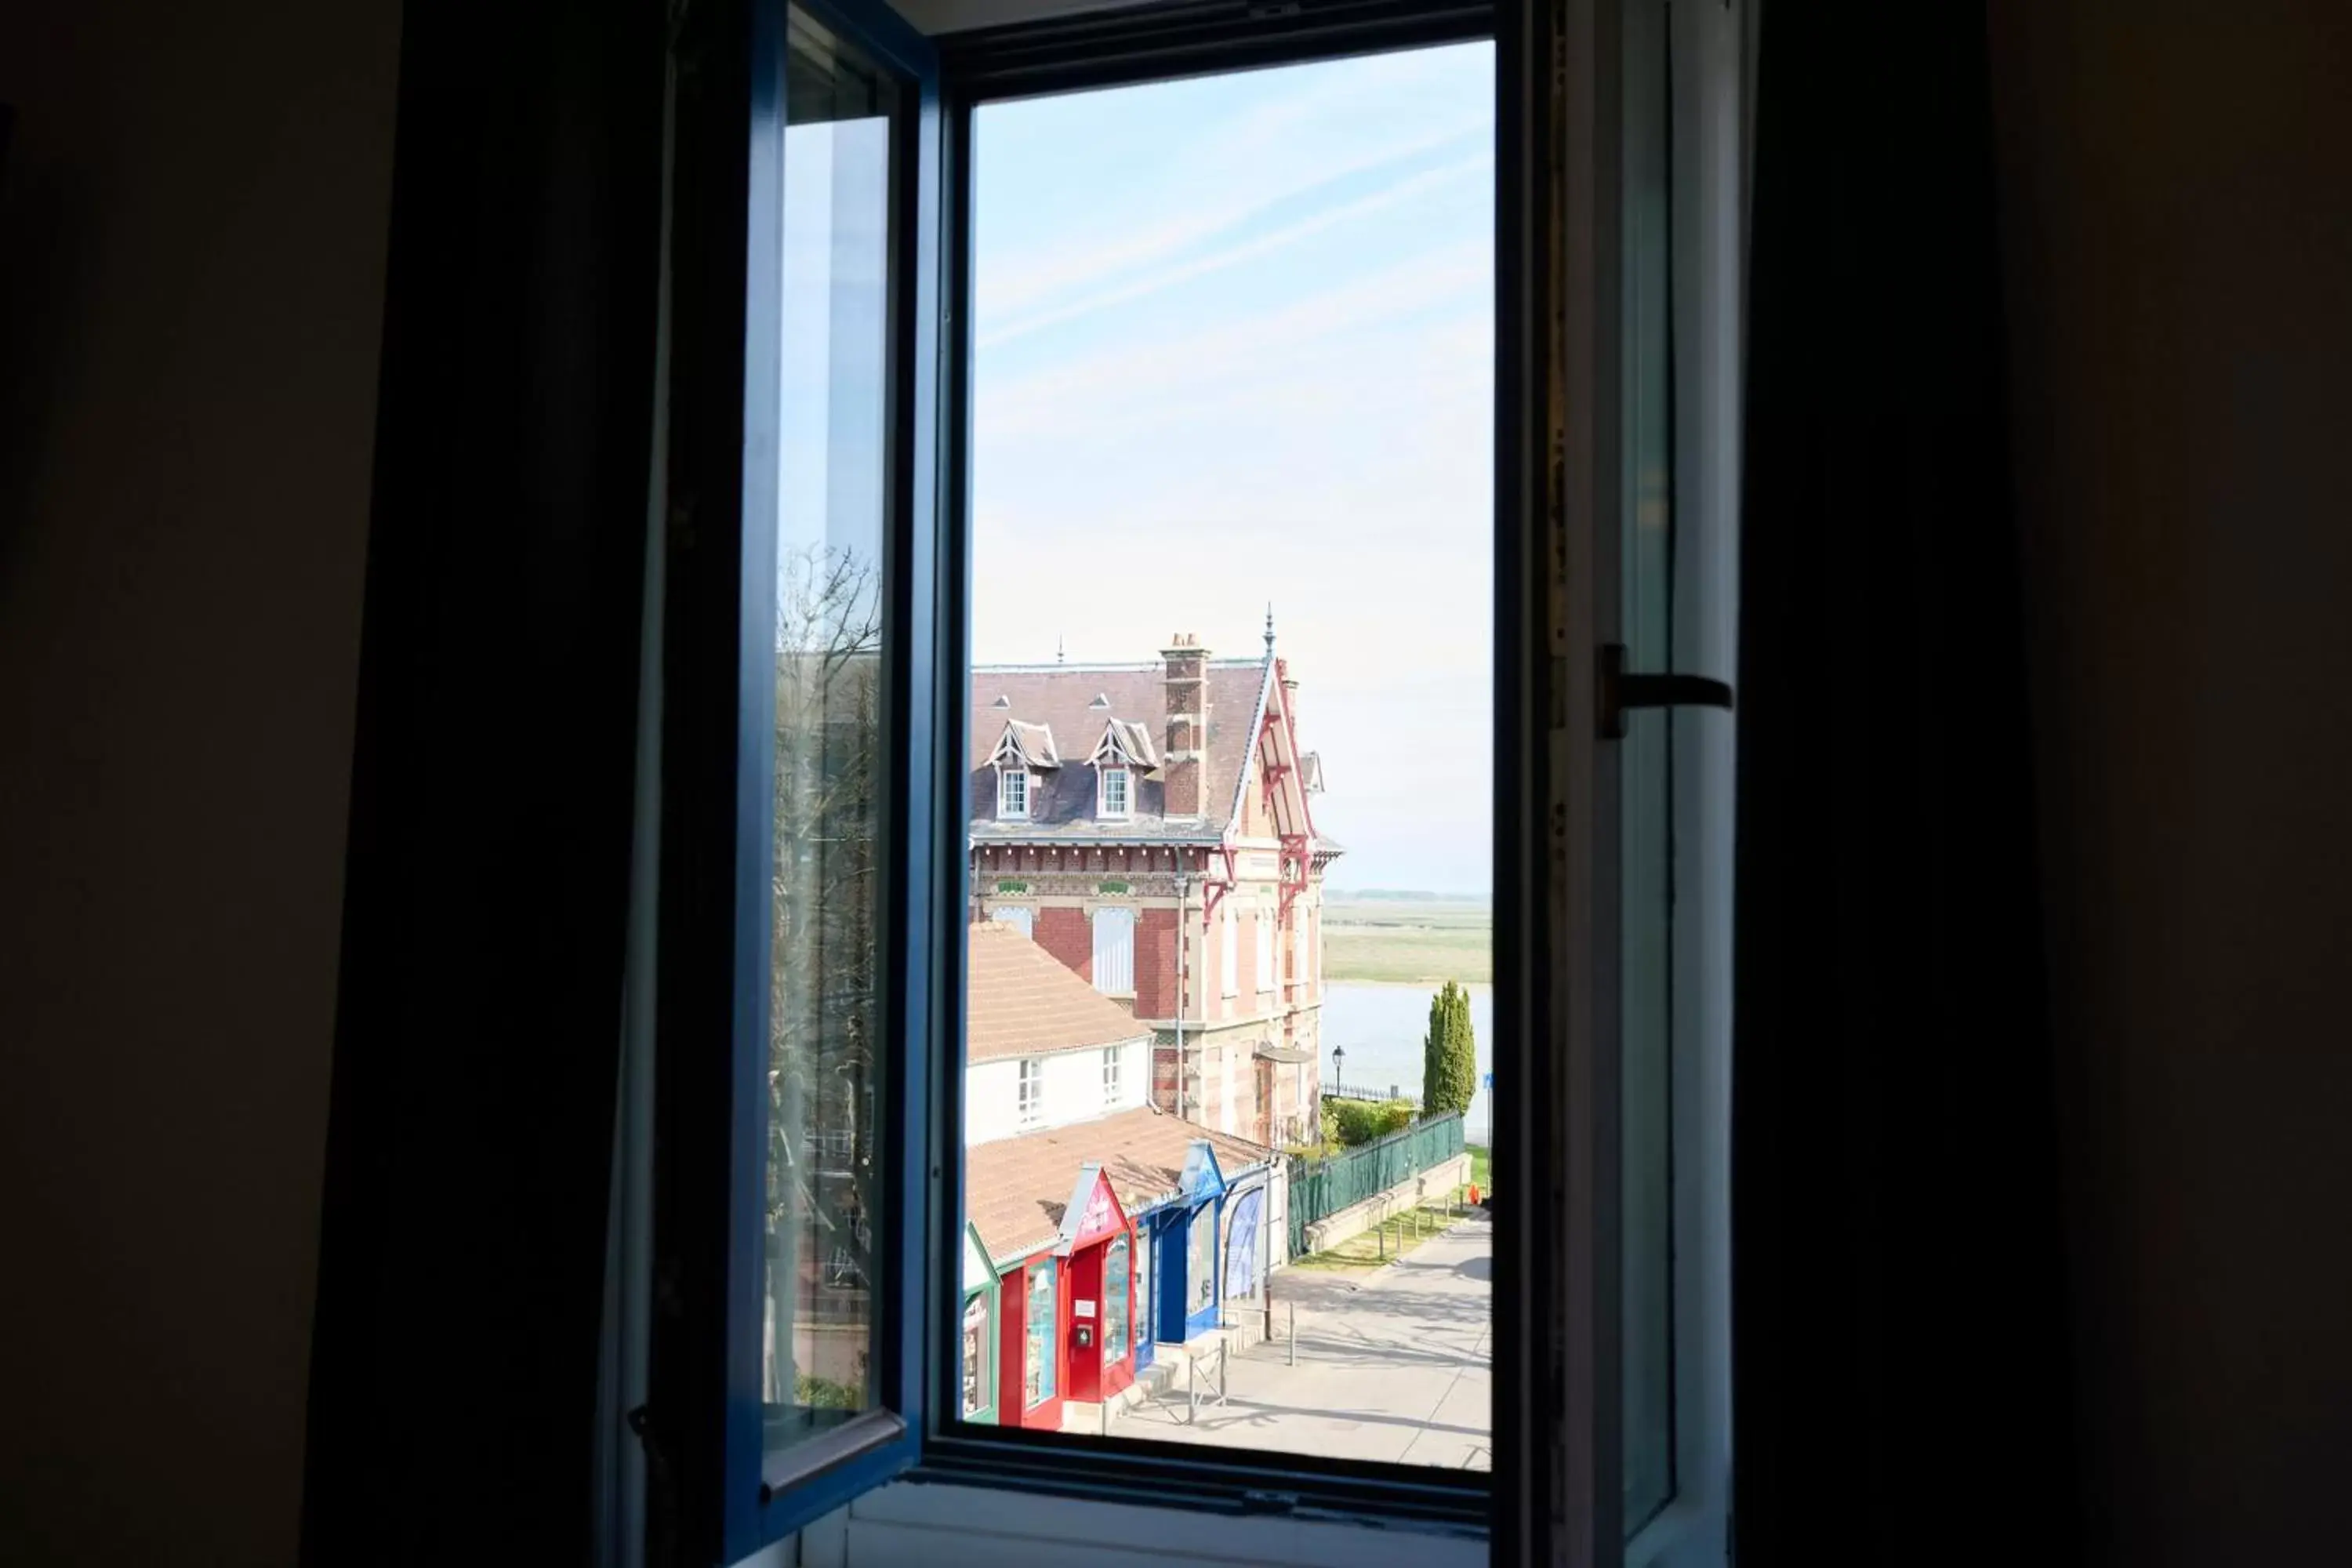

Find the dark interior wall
[[0, 4, 401, 1563], [1990, 2, 2352, 1561]]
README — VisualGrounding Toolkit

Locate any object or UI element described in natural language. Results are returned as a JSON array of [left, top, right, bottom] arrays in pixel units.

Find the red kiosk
[[999, 1160, 1137, 1430]]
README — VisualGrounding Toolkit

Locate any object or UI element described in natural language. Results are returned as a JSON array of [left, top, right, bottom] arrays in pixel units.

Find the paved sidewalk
[[1117, 1214, 1491, 1468]]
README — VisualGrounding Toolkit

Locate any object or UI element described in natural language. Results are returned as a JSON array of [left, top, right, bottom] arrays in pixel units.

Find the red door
[[997, 1263, 1026, 1428], [1067, 1243, 1105, 1403]]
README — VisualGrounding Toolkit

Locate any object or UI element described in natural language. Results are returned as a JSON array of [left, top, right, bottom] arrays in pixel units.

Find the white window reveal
[[1017, 1058, 1044, 1128], [990, 906, 1033, 939], [1220, 903, 1239, 998], [1101, 1044, 1122, 1106], [1092, 906, 1134, 995], [996, 768, 1029, 819], [1256, 901, 1276, 993], [1098, 765, 1131, 819]]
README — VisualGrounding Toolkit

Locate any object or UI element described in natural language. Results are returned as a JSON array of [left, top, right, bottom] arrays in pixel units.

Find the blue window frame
[[652, 0, 942, 1558], [641, 0, 1645, 1559]]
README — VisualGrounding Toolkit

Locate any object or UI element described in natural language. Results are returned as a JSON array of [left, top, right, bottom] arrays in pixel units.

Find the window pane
[[961, 1295, 991, 1417], [1105, 1236, 1131, 1360], [1189, 1207, 1215, 1313], [959, 43, 1494, 1472], [763, 5, 900, 1452], [1025, 1264, 1057, 1406]]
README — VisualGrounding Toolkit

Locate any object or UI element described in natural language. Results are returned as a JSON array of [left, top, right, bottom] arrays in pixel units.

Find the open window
[[641, 0, 1738, 1561]]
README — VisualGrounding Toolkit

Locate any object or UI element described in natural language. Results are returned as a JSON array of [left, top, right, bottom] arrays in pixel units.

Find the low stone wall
[[1295, 1151, 1472, 1256]]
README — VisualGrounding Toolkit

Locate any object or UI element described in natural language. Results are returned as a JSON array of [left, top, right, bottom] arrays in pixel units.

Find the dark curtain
[[1733, 2, 2077, 1562], [300, 4, 666, 1560]]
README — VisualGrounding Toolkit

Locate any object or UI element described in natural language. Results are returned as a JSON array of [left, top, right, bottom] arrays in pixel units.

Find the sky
[[969, 42, 1497, 896]]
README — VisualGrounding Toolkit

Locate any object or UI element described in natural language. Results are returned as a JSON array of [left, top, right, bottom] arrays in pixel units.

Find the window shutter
[[1092, 907, 1134, 993]]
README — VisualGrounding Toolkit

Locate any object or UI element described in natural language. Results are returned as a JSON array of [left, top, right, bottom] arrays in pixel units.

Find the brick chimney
[[1162, 633, 1209, 817]]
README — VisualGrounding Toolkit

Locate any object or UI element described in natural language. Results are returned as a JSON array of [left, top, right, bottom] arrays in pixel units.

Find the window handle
[[1597, 642, 1735, 739]]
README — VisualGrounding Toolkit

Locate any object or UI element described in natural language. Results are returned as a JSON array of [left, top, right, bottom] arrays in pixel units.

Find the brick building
[[970, 621, 1338, 1148]]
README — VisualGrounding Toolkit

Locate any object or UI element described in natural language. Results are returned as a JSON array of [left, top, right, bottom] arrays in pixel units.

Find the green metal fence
[[1287, 1111, 1466, 1255]]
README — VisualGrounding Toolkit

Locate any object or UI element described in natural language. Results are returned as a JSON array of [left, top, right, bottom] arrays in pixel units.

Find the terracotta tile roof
[[964, 1104, 1274, 1263], [966, 920, 1152, 1064], [968, 658, 1272, 841]]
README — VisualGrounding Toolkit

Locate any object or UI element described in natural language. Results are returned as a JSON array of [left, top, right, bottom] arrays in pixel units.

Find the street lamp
[[1330, 1043, 1345, 1097]]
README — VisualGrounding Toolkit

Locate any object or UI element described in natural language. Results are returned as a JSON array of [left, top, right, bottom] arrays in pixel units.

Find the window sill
[[804, 1467, 1484, 1568]]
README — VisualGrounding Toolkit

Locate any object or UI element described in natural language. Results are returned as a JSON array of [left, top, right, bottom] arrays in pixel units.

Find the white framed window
[[1091, 906, 1134, 994], [1220, 903, 1238, 998], [1097, 765, 1130, 818], [1016, 1058, 1043, 1127], [989, 905, 1033, 938], [1101, 1045, 1121, 1105], [996, 768, 1029, 818], [1256, 902, 1276, 992]]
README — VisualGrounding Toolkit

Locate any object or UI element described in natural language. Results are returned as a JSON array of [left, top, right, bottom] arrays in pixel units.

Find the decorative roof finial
[[1264, 602, 1276, 652], [1057, 633, 1065, 664]]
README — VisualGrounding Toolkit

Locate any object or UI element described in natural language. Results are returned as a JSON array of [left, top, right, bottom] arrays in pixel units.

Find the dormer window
[[1084, 717, 1154, 824], [987, 719, 1057, 822]]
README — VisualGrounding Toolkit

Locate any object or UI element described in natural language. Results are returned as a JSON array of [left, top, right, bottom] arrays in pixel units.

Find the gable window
[[1016, 1058, 1043, 1128], [996, 768, 1029, 819], [1097, 764, 1130, 818], [1101, 1044, 1121, 1106], [1091, 906, 1134, 994]]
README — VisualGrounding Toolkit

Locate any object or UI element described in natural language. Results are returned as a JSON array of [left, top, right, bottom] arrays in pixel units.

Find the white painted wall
[[965, 1038, 1150, 1146]]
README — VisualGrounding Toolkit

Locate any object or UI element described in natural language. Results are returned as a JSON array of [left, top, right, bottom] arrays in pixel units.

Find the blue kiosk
[[1142, 1139, 1228, 1359]]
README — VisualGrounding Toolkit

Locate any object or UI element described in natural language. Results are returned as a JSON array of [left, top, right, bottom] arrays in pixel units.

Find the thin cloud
[[977, 239, 1489, 442], [976, 49, 1491, 327], [979, 152, 1490, 350]]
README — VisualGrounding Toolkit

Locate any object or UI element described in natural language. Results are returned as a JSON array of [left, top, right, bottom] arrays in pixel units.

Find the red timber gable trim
[[1057, 1163, 1129, 1254], [1200, 842, 1241, 923]]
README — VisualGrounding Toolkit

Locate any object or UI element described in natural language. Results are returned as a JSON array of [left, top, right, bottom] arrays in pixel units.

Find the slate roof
[[986, 718, 1061, 768], [970, 658, 1272, 842], [966, 920, 1151, 1064], [964, 1103, 1273, 1264]]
